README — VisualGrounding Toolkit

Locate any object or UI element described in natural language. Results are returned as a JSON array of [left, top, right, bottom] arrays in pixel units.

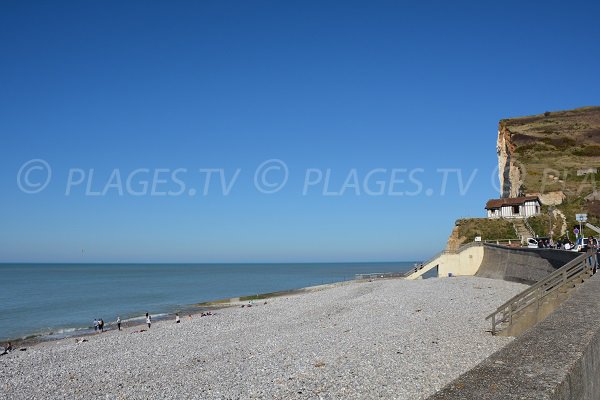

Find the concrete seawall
[[476, 244, 580, 284], [409, 243, 579, 281], [429, 273, 600, 400]]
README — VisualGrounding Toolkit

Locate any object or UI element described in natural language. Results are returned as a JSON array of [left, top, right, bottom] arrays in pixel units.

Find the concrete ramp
[[405, 242, 484, 280], [404, 254, 442, 280]]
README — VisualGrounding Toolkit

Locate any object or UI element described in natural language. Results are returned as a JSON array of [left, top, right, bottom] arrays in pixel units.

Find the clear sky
[[1, 1, 599, 263]]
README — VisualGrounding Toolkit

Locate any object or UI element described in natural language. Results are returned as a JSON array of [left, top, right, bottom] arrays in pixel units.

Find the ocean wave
[[44, 326, 91, 338], [121, 312, 169, 323]]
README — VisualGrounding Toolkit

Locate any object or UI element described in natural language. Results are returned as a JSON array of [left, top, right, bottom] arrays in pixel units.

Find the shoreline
[[0, 276, 528, 399], [1, 261, 419, 348], [1, 279, 354, 352]]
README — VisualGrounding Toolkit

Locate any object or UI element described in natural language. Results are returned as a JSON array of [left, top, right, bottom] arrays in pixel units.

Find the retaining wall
[[475, 244, 580, 284]]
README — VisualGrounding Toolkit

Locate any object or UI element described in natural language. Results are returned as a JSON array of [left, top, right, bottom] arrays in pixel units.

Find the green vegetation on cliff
[[502, 106, 600, 198], [455, 106, 600, 247], [455, 218, 518, 243], [504, 106, 600, 238]]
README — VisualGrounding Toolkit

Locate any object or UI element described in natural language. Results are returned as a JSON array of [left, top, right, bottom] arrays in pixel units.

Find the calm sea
[[0, 262, 420, 342]]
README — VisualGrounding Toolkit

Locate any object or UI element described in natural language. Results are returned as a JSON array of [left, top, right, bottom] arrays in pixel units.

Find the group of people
[[536, 236, 598, 251], [92, 315, 136, 333], [535, 238, 572, 249], [93, 318, 106, 332], [536, 238, 557, 248], [92, 311, 205, 334]]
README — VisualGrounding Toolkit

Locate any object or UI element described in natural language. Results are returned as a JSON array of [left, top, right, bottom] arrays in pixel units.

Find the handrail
[[402, 250, 447, 277], [523, 217, 536, 237], [483, 239, 520, 245], [354, 272, 406, 280], [456, 241, 485, 252], [490, 251, 586, 313], [486, 249, 596, 335]]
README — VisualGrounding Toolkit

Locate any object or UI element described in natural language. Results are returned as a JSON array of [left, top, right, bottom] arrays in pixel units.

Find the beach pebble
[[0, 277, 526, 399]]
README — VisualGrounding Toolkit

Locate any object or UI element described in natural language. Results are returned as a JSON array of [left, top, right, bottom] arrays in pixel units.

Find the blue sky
[[1, 1, 599, 262]]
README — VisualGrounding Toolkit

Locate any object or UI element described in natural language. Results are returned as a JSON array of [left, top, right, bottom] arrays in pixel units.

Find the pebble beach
[[0, 277, 527, 400]]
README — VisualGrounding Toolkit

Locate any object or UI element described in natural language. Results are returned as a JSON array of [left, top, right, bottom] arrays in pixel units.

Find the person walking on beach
[[175, 313, 180, 324], [116, 316, 121, 331], [99, 318, 105, 333], [1, 342, 12, 355], [94, 319, 99, 332], [146, 313, 151, 329]]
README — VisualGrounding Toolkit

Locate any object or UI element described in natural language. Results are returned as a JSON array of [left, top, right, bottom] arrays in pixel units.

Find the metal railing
[[403, 250, 447, 277], [354, 272, 406, 280], [524, 217, 536, 238], [486, 250, 596, 335], [483, 238, 520, 246]]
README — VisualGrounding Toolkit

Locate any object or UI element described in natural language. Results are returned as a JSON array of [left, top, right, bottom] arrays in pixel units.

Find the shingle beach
[[0, 277, 527, 400]]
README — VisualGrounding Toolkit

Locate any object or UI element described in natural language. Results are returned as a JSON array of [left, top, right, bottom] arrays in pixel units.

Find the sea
[[0, 261, 425, 342]]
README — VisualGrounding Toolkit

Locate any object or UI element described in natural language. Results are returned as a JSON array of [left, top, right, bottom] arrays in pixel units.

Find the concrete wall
[[428, 274, 600, 400], [475, 244, 580, 284], [409, 243, 578, 281], [437, 246, 485, 277]]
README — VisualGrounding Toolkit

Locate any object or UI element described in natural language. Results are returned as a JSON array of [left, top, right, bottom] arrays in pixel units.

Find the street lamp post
[[548, 206, 554, 242]]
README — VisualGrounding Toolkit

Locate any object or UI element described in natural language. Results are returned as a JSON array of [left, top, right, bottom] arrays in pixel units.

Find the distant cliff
[[449, 106, 600, 248], [497, 106, 600, 200]]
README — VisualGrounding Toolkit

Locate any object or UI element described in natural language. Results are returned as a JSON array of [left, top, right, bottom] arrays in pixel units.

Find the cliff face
[[496, 106, 600, 202], [497, 123, 522, 198], [452, 106, 600, 246]]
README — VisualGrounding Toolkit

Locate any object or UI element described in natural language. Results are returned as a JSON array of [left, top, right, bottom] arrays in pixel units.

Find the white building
[[485, 196, 541, 219]]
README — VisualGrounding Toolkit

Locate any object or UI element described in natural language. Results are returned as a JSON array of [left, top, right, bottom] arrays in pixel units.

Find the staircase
[[512, 219, 534, 244], [486, 250, 596, 336]]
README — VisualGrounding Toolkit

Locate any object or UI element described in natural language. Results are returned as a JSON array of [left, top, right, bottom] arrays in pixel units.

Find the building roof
[[485, 196, 540, 209]]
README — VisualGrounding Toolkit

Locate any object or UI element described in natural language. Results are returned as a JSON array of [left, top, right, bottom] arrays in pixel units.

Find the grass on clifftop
[[533, 200, 600, 240], [503, 106, 600, 198], [456, 218, 518, 243], [500, 106, 600, 239]]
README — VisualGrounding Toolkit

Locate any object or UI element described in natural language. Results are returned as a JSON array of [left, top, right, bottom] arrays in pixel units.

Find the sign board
[[574, 228, 579, 235], [474, 236, 482, 242], [576, 214, 588, 222]]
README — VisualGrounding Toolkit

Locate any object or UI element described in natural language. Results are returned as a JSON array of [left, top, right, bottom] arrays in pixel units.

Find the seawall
[[475, 244, 580, 284]]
